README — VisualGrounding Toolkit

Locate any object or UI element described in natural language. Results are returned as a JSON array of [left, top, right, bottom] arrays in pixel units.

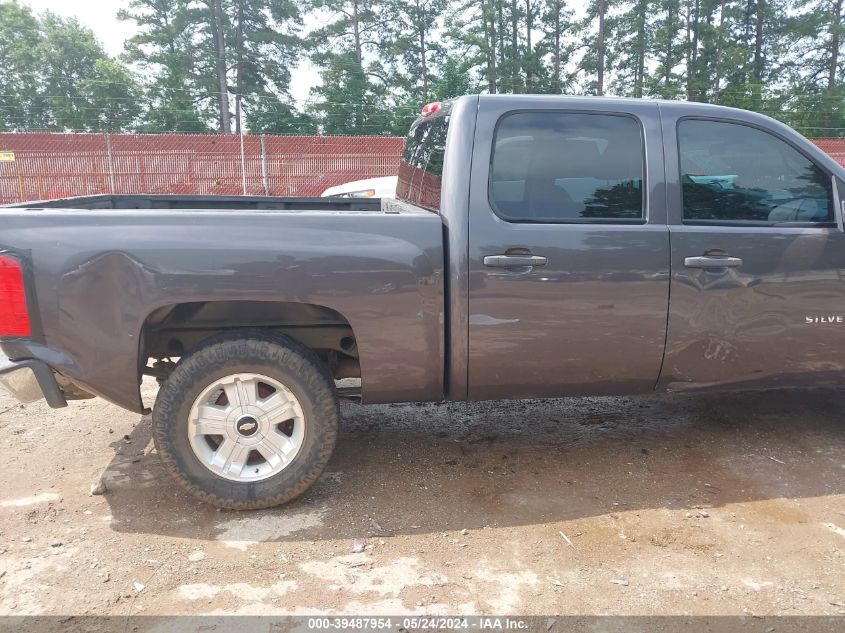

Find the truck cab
[[398, 95, 845, 401]]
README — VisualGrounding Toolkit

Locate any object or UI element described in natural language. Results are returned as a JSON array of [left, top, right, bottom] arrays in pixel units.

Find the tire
[[151, 331, 339, 510]]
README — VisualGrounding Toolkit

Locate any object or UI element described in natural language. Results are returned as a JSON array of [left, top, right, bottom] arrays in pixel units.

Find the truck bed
[[0, 198, 445, 411]]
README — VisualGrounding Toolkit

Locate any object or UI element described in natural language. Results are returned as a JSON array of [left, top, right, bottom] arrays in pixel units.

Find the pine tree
[[119, 0, 211, 131], [780, 0, 845, 133], [383, 0, 449, 105], [446, 0, 501, 93], [308, 0, 397, 134], [611, 0, 651, 98], [226, 0, 307, 133], [579, 0, 613, 96], [533, 0, 576, 93], [649, 0, 685, 97]]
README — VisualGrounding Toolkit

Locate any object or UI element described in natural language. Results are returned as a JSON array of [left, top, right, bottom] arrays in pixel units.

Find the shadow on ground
[[100, 388, 845, 542]]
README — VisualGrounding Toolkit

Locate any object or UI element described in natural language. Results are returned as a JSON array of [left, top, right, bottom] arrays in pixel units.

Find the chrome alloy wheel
[[187, 373, 306, 482]]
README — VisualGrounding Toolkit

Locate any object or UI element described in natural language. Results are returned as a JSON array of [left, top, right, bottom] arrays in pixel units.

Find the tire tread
[[151, 331, 338, 510]]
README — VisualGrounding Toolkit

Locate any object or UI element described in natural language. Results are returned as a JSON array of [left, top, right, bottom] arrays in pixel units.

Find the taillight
[[421, 102, 442, 117], [0, 255, 31, 337]]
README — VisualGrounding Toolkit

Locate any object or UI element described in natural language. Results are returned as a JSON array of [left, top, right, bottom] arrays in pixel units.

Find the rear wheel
[[151, 333, 338, 509]]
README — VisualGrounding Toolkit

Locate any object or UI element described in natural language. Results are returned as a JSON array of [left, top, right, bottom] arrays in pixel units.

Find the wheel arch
[[138, 299, 360, 387]]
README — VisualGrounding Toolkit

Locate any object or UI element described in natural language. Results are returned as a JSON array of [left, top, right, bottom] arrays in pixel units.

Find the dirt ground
[[0, 379, 844, 619]]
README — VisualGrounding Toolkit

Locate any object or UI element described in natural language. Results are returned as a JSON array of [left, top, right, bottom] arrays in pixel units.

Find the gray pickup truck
[[2, 95, 844, 509]]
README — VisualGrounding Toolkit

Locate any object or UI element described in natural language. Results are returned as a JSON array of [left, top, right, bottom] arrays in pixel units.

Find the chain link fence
[[2, 133, 845, 206], [813, 139, 845, 167], [0, 132, 405, 205]]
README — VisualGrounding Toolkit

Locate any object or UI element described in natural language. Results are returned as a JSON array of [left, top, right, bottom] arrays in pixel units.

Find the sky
[[24, 0, 133, 57], [21, 0, 322, 103]]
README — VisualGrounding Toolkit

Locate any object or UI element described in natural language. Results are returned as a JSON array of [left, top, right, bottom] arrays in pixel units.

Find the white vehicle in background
[[321, 176, 398, 198]]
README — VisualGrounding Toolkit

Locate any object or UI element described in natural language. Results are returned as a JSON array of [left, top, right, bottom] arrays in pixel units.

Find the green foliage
[[382, 0, 450, 103], [119, 0, 306, 133], [0, 1, 43, 131], [2, 0, 845, 136], [647, 0, 685, 98], [79, 58, 143, 132], [443, 1, 498, 94], [119, 0, 211, 131], [532, 0, 577, 94], [307, 51, 397, 135], [247, 95, 318, 134], [0, 1, 140, 131], [431, 58, 480, 99], [306, 0, 397, 134]]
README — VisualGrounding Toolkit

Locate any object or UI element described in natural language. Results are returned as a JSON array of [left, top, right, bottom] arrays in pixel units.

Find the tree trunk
[[702, 6, 715, 101], [485, 0, 497, 93], [714, 0, 726, 103], [352, 0, 363, 65], [496, 1, 505, 91], [597, 0, 607, 96], [687, 0, 700, 100], [416, 0, 429, 102], [234, 0, 245, 134], [664, 0, 676, 93], [754, 0, 765, 84], [635, 0, 646, 97], [829, 0, 843, 90], [525, 0, 532, 90], [553, 1, 561, 93], [211, 0, 231, 133], [511, 0, 519, 92], [743, 0, 753, 45], [352, 0, 363, 128]]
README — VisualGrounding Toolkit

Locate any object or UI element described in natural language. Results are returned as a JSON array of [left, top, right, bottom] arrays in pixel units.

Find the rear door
[[659, 103, 845, 391], [466, 97, 670, 399]]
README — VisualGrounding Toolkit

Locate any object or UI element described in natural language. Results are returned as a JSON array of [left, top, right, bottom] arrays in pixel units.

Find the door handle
[[684, 256, 743, 269], [483, 254, 548, 268]]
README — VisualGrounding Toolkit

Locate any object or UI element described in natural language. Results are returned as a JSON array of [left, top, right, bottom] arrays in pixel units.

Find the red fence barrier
[[1, 133, 844, 206], [0, 132, 405, 204], [811, 139, 845, 168]]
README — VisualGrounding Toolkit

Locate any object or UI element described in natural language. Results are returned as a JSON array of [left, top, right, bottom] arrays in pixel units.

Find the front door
[[659, 105, 845, 391], [466, 98, 671, 400]]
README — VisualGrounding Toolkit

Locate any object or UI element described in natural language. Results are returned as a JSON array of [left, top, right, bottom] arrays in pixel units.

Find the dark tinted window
[[490, 112, 644, 222], [396, 115, 449, 211], [679, 120, 833, 224]]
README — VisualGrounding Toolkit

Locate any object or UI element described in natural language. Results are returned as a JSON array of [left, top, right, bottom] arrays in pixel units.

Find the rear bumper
[[0, 352, 67, 408]]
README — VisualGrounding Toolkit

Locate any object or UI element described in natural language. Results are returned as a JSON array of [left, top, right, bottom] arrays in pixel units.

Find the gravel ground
[[0, 379, 844, 619]]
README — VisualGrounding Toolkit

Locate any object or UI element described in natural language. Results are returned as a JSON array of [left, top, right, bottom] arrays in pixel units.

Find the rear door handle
[[483, 254, 548, 268], [684, 256, 743, 269]]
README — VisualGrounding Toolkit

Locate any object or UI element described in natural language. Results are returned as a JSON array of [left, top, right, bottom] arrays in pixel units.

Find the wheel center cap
[[236, 415, 260, 437]]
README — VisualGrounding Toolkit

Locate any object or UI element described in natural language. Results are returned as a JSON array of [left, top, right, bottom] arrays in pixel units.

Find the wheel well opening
[[140, 300, 360, 384]]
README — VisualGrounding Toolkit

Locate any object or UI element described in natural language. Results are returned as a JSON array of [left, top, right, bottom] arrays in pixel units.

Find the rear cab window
[[678, 119, 834, 225], [396, 110, 450, 212], [489, 111, 645, 223]]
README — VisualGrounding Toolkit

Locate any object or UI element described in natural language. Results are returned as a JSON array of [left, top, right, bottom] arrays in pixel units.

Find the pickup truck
[[2, 95, 844, 509], [321, 175, 399, 199]]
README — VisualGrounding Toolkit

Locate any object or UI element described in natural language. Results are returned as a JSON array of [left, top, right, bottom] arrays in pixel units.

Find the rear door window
[[489, 111, 644, 223], [678, 119, 834, 225]]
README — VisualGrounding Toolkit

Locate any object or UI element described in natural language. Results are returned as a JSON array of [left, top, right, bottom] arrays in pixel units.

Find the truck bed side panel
[[0, 209, 445, 411]]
